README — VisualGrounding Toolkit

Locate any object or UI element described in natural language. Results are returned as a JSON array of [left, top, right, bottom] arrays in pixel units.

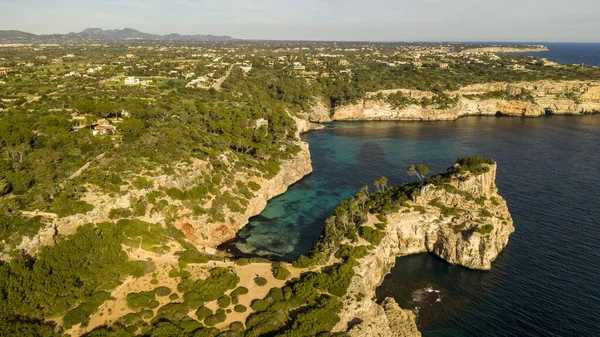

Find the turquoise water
[[222, 115, 600, 336]]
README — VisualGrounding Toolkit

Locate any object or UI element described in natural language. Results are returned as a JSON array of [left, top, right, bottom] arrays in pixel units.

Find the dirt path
[[211, 65, 234, 91], [67, 152, 106, 181]]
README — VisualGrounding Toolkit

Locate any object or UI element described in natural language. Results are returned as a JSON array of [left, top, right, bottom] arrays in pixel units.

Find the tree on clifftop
[[407, 164, 430, 181], [374, 176, 388, 192]]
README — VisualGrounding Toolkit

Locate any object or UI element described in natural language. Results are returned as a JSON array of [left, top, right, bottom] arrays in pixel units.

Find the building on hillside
[[87, 66, 103, 74], [92, 124, 116, 136], [439, 63, 450, 69], [124, 77, 140, 85], [186, 76, 209, 88], [92, 119, 116, 136], [240, 66, 252, 74], [293, 62, 306, 71], [0, 67, 12, 75]]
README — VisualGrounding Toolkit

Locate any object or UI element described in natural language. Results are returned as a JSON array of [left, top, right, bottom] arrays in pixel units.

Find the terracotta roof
[[94, 125, 114, 130]]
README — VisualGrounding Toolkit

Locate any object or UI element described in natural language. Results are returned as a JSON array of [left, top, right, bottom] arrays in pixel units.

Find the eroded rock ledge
[[335, 163, 514, 336], [309, 80, 600, 122]]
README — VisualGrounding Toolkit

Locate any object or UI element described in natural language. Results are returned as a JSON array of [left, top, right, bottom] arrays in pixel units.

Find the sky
[[1, 0, 600, 42]]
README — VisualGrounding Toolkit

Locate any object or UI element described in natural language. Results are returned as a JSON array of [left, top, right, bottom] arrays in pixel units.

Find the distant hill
[[0, 28, 234, 43], [0, 30, 37, 40]]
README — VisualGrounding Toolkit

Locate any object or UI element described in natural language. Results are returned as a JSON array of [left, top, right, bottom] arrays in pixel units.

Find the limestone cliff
[[318, 80, 600, 121], [175, 141, 312, 248], [10, 140, 313, 257], [335, 163, 514, 336]]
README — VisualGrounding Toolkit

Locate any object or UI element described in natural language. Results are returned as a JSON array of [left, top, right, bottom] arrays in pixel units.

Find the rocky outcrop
[[322, 80, 600, 121], [293, 115, 326, 135], [308, 97, 333, 122], [335, 163, 514, 336]]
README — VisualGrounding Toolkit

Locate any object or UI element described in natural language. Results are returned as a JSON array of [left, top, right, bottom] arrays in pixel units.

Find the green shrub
[[254, 276, 267, 286], [291, 255, 313, 269], [195, 306, 213, 320], [248, 181, 261, 191], [125, 291, 156, 309], [132, 176, 153, 190], [204, 310, 226, 326], [169, 293, 179, 301], [453, 155, 495, 174], [234, 258, 249, 266], [230, 286, 249, 297], [245, 308, 287, 336], [179, 268, 239, 303], [154, 302, 190, 323], [283, 296, 342, 336], [229, 321, 245, 332], [359, 226, 385, 246], [335, 245, 368, 261], [140, 310, 154, 320], [271, 262, 291, 280], [169, 268, 180, 278], [374, 222, 387, 230], [154, 286, 172, 297], [234, 304, 247, 313], [480, 209, 492, 218], [108, 208, 132, 219], [176, 248, 210, 264], [476, 224, 494, 234], [178, 317, 204, 333], [63, 291, 113, 329], [118, 312, 144, 326], [217, 295, 231, 308], [128, 260, 156, 278]]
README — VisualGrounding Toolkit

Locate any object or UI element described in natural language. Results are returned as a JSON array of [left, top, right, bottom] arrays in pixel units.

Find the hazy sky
[[2, 0, 599, 41]]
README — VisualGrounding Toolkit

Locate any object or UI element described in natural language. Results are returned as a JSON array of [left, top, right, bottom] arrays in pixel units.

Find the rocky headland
[[334, 162, 514, 336], [309, 80, 600, 122]]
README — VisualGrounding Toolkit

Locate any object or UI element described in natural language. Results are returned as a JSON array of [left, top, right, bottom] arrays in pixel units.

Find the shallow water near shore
[[221, 114, 600, 336]]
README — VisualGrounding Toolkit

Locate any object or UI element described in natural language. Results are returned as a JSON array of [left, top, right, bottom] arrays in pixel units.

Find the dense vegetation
[[0, 36, 569, 336]]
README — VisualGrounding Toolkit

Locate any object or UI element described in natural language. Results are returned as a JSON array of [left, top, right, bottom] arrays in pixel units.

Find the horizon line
[[2, 28, 600, 44]]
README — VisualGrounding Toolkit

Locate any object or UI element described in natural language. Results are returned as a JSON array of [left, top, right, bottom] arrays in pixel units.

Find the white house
[[87, 66, 103, 74], [124, 77, 140, 85]]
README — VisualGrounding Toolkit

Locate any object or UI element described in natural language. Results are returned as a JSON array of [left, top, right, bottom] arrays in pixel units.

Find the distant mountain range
[[0, 28, 234, 42]]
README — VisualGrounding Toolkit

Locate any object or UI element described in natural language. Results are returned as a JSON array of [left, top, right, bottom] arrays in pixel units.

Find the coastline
[[307, 80, 600, 123]]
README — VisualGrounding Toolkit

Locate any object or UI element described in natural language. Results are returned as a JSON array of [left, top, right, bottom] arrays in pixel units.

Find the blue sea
[[517, 42, 600, 67], [220, 44, 600, 336]]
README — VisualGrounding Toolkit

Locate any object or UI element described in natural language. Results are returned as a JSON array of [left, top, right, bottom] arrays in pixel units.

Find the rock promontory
[[333, 159, 514, 336]]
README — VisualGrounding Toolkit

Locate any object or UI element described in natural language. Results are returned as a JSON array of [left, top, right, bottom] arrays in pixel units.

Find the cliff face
[[322, 80, 600, 121], [11, 138, 312, 256], [175, 141, 312, 248], [336, 163, 514, 336]]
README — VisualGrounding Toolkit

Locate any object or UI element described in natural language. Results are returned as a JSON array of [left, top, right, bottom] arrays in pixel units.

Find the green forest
[[0, 39, 596, 336]]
